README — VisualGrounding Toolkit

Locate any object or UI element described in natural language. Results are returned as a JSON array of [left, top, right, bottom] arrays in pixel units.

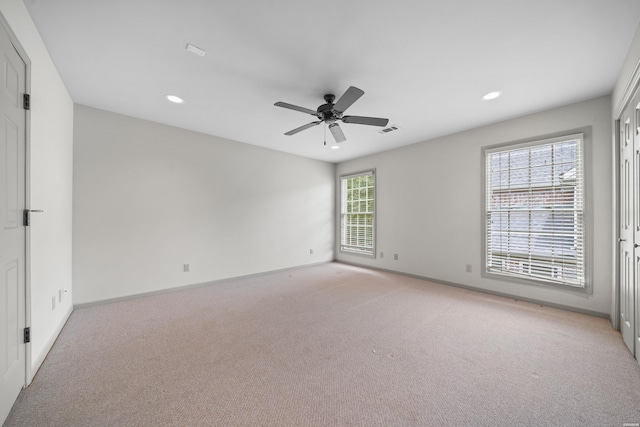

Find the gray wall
[[337, 95, 612, 316], [0, 0, 74, 379], [73, 105, 335, 305]]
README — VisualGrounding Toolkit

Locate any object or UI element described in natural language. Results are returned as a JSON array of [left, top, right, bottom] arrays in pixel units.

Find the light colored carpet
[[4, 262, 640, 426]]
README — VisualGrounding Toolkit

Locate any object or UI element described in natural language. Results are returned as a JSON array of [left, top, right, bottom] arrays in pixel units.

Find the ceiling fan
[[274, 86, 389, 144]]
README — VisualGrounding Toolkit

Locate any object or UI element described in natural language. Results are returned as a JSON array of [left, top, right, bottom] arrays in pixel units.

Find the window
[[340, 170, 375, 256], [484, 133, 586, 289]]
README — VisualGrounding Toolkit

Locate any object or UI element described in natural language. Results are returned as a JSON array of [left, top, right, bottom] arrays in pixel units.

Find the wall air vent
[[378, 125, 399, 134]]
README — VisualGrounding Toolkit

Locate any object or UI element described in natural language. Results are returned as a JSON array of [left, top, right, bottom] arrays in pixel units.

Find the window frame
[[481, 129, 592, 293], [339, 169, 376, 257]]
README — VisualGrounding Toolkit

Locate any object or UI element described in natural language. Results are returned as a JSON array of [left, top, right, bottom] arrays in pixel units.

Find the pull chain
[[323, 123, 326, 146]]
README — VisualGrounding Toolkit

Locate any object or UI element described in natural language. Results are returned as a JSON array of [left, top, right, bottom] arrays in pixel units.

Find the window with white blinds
[[340, 171, 375, 256], [484, 134, 585, 288]]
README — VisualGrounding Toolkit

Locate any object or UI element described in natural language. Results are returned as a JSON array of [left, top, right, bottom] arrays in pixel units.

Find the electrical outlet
[[310, 248, 313, 255], [58, 289, 62, 302], [466, 264, 472, 273], [394, 253, 399, 261], [183, 264, 190, 272], [52, 296, 56, 310], [380, 252, 384, 259]]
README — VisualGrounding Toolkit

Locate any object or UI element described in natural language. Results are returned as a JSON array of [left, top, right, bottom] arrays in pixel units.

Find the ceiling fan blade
[[328, 123, 346, 143], [333, 86, 364, 113], [342, 116, 389, 127], [284, 121, 322, 136], [275, 102, 317, 116]]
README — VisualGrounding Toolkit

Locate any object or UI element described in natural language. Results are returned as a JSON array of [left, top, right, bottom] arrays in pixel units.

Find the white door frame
[[613, 118, 621, 331], [0, 11, 32, 386], [614, 58, 640, 331]]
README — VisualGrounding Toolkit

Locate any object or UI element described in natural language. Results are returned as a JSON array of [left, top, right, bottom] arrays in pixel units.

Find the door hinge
[[23, 93, 30, 110], [23, 209, 44, 226], [24, 327, 30, 344]]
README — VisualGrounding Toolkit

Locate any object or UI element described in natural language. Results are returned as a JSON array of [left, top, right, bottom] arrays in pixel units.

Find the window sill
[[482, 269, 590, 294], [340, 248, 376, 258]]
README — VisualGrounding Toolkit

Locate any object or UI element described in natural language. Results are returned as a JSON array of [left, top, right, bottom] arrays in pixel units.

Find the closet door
[[0, 25, 27, 424], [620, 101, 635, 356], [634, 92, 640, 364]]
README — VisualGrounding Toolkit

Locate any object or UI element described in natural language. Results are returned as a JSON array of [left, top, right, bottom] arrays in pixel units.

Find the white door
[[620, 103, 635, 356], [634, 92, 640, 366], [0, 22, 26, 424]]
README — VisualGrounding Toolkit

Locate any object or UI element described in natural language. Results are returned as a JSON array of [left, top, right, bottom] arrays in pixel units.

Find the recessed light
[[331, 145, 340, 150], [482, 91, 502, 101], [165, 95, 184, 104]]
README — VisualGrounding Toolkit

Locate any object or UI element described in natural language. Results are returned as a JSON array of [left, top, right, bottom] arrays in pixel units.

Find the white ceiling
[[23, 0, 640, 163]]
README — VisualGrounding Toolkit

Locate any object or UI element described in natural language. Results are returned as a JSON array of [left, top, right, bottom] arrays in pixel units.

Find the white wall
[[0, 0, 74, 378], [73, 105, 334, 305], [337, 96, 613, 316]]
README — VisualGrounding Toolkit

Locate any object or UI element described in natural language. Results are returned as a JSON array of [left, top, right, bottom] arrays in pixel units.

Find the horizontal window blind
[[341, 171, 375, 255], [485, 134, 585, 288]]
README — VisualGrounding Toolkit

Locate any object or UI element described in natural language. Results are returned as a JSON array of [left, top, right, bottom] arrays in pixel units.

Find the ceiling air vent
[[378, 125, 399, 135], [186, 43, 206, 57]]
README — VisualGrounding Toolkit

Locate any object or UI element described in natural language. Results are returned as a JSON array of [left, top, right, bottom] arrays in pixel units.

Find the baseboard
[[27, 304, 73, 385], [337, 261, 610, 320], [74, 261, 333, 309], [609, 315, 615, 330]]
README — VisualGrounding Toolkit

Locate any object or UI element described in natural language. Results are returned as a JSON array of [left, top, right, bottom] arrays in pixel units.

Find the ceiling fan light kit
[[275, 86, 389, 145]]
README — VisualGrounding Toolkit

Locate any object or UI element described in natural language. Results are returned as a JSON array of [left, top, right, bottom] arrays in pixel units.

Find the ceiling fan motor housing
[[318, 94, 341, 122]]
